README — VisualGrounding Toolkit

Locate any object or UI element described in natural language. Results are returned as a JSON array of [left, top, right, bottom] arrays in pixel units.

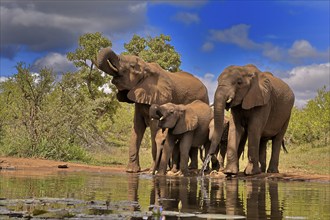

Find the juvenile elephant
[[150, 100, 213, 176], [206, 64, 294, 175], [95, 48, 209, 172]]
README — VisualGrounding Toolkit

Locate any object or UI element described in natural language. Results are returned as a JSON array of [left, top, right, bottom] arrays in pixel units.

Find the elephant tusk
[[159, 116, 164, 121], [107, 60, 118, 72], [226, 98, 232, 103]]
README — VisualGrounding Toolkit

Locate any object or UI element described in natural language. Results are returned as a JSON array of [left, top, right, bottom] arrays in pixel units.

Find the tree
[[67, 32, 114, 100], [124, 34, 181, 72], [287, 86, 330, 146]]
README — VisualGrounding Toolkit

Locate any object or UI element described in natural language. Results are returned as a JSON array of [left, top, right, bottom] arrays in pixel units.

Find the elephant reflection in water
[[147, 177, 283, 219], [150, 177, 199, 213], [127, 174, 140, 212]]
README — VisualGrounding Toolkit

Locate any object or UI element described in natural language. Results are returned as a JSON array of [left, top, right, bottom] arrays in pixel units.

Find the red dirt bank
[[1, 156, 329, 182]]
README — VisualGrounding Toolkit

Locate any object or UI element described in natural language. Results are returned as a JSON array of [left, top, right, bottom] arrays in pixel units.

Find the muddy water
[[0, 171, 329, 219]]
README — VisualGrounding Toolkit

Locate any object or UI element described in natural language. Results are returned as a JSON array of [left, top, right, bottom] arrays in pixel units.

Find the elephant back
[[168, 71, 209, 105]]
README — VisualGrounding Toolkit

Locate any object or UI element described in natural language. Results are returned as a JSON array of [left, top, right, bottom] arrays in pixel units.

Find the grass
[[89, 146, 153, 169], [236, 143, 330, 175], [278, 143, 330, 175], [88, 143, 330, 176]]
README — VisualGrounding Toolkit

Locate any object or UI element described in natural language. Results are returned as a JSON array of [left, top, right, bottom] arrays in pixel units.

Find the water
[[0, 170, 329, 219]]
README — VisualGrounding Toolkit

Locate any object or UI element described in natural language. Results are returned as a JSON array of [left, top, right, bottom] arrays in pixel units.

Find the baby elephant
[[150, 100, 213, 176]]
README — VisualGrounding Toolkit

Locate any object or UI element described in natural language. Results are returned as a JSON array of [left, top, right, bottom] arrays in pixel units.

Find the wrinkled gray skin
[[152, 128, 168, 175], [207, 64, 294, 175], [95, 48, 209, 173], [150, 100, 213, 176], [202, 117, 230, 171]]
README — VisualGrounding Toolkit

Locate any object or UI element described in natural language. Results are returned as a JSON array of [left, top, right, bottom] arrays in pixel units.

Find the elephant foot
[[167, 170, 183, 177], [224, 163, 238, 175], [209, 170, 218, 176], [244, 163, 261, 176], [171, 167, 179, 173], [155, 171, 166, 176], [218, 163, 225, 172], [188, 163, 198, 170], [126, 163, 141, 173], [267, 168, 279, 173]]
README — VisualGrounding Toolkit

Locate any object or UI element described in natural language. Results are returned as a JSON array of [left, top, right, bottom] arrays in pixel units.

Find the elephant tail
[[282, 139, 288, 154]]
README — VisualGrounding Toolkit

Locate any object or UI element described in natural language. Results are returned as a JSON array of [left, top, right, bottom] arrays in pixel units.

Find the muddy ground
[[1, 157, 329, 182]]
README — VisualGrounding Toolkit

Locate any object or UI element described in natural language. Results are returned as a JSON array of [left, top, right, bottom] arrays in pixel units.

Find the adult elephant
[[206, 64, 294, 175], [95, 47, 209, 172]]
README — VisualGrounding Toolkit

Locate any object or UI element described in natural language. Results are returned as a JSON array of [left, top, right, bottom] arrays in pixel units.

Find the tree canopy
[[123, 34, 181, 72]]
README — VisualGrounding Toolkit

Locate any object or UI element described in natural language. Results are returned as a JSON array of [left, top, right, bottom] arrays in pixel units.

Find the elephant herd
[[95, 47, 295, 176]]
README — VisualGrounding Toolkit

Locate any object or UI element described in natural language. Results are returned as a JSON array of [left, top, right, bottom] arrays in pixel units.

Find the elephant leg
[[171, 141, 180, 173], [158, 136, 175, 175], [188, 147, 198, 170], [210, 142, 220, 171], [237, 132, 247, 169], [259, 139, 268, 173], [178, 133, 194, 176], [127, 105, 146, 173], [150, 120, 159, 171], [244, 129, 262, 175], [268, 119, 290, 173], [218, 142, 226, 171], [224, 119, 244, 175]]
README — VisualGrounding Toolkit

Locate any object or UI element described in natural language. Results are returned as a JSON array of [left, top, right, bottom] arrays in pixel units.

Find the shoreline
[[1, 156, 329, 182]]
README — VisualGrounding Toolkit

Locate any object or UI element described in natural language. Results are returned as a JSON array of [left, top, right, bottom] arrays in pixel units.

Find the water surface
[[0, 170, 329, 219]]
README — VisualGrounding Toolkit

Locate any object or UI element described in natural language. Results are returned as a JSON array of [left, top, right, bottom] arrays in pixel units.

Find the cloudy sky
[[1, 0, 329, 107]]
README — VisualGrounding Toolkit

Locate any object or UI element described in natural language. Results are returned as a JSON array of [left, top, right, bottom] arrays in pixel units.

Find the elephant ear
[[173, 108, 198, 135], [127, 63, 173, 105], [116, 90, 135, 103], [242, 72, 272, 110]]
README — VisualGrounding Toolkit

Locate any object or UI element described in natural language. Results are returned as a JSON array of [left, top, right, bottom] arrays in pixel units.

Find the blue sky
[[1, 0, 329, 107]]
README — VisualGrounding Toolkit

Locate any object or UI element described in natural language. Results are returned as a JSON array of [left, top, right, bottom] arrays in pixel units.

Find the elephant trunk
[[209, 88, 228, 155], [149, 104, 162, 120], [95, 47, 120, 76], [152, 144, 163, 175]]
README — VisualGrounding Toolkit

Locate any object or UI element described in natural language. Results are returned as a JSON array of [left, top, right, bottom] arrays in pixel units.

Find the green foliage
[[67, 32, 112, 69], [67, 32, 115, 100], [287, 86, 330, 146], [0, 65, 80, 160], [0, 33, 121, 161], [124, 34, 181, 72]]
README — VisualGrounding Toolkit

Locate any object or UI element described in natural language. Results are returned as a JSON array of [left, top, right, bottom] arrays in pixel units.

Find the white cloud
[[262, 43, 285, 61], [198, 73, 218, 104], [206, 24, 329, 64], [172, 12, 200, 25], [33, 53, 76, 74], [282, 63, 330, 107], [0, 76, 8, 82], [288, 40, 318, 58], [209, 24, 259, 49], [99, 83, 113, 94], [201, 42, 214, 52]]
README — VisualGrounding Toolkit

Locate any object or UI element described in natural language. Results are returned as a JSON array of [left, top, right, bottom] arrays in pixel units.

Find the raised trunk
[[95, 47, 120, 76]]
